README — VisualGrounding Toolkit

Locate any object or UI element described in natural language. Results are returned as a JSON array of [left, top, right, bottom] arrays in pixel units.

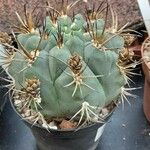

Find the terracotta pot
[[141, 37, 150, 122], [130, 44, 142, 58]]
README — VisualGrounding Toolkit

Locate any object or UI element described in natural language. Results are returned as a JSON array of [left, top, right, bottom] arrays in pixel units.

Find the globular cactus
[[0, 1, 136, 127]]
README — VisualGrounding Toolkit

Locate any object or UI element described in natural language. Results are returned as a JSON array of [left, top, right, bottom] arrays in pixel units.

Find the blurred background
[[0, 0, 143, 32]]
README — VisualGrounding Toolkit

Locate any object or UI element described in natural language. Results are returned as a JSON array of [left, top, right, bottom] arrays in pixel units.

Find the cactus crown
[[0, 0, 137, 129]]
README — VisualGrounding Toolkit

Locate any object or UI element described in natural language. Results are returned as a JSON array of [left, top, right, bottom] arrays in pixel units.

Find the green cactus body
[[45, 16, 58, 33], [7, 52, 27, 89], [58, 15, 72, 28], [54, 64, 106, 117], [65, 36, 85, 57], [18, 34, 40, 52], [23, 51, 59, 117], [0, 8, 130, 121], [104, 33, 124, 50], [71, 14, 85, 31], [48, 45, 71, 82], [83, 19, 105, 32], [84, 43, 125, 104]]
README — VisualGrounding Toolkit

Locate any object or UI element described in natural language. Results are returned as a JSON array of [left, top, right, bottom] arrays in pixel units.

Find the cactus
[[0, 1, 137, 127]]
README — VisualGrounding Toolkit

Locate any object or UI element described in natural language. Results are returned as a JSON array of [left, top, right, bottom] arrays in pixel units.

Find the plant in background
[[138, 0, 150, 123], [0, 0, 138, 129]]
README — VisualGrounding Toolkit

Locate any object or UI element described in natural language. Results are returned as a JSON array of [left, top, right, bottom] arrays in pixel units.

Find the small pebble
[[59, 120, 76, 129], [24, 110, 31, 117], [93, 116, 99, 122], [42, 123, 49, 129], [14, 100, 21, 105], [48, 122, 58, 130], [21, 114, 25, 118], [101, 108, 109, 116]]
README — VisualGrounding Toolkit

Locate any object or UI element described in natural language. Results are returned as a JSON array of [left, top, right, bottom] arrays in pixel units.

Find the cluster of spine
[[0, 1, 137, 125]]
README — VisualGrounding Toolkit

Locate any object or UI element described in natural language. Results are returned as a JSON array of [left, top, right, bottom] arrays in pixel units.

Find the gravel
[[0, 0, 143, 32]]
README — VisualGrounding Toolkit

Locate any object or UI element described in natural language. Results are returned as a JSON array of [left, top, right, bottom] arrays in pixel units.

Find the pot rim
[[141, 36, 150, 70], [8, 93, 116, 132]]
